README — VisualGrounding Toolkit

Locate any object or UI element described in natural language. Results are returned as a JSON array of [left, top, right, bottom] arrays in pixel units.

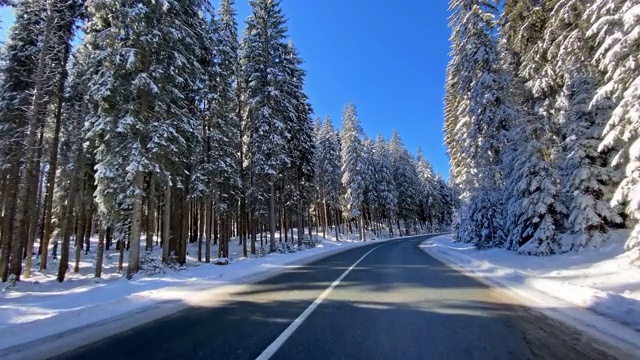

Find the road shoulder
[[419, 235, 640, 360]]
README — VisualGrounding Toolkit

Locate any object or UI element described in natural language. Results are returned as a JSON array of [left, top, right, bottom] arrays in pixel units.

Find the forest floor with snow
[[421, 231, 640, 351], [0, 228, 404, 352]]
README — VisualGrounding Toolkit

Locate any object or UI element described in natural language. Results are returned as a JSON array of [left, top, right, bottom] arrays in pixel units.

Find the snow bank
[[421, 231, 640, 354], [0, 229, 397, 353]]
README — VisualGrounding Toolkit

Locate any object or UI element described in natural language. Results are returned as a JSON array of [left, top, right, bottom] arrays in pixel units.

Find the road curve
[[54, 235, 622, 360]]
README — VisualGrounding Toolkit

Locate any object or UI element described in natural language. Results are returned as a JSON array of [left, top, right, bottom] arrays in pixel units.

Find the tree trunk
[[95, 225, 105, 278], [205, 195, 212, 263], [307, 207, 313, 241], [23, 129, 45, 278], [297, 205, 303, 248], [57, 158, 81, 282], [126, 171, 144, 279], [322, 199, 328, 239], [84, 204, 93, 255], [145, 173, 156, 252], [74, 177, 87, 273], [334, 208, 340, 241], [198, 199, 204, 262], [179, 190, 189, 265], [250, 217, 256, 255], [0, 164, 18, 282], [162, 184, 171, 264], [269, 182, 276, 253]]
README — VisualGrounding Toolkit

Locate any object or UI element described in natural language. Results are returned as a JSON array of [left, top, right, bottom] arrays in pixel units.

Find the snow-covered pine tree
[[242, 0, 294, 252], [54, 45, 96, 282], [587, 0, 640, 252], [446, 0, 513, 248], [415, 147, 436, 231], [316, 116, 342, 239], [546, 0, 622, 251], [373, 134, 398, 236], [84, 0, 212, 275], [281, 42, 314, 247], [340, 102, 366, 240], [0, 0, 45, 281], [437, 173, 456, 232], [361, 137, 377, 236], [204, 0, 241, 258], [501, 0, 566, 255], [388, 130, 420, 235], [36, 0, 82, 273], [15, 0, 83, 280]]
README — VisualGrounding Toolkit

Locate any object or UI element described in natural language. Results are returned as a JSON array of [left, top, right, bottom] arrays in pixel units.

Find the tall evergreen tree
[[446, 0, 514, 247], [548, 0, 622, 251], [373, 134, 397, 234], [315, 116, 342, 239], [587, 0, 640, 251], [388, 130, 420, 234], [84, 0, 212, 276], [501, 0, 566, 255], [340, 102, 366, 240], [0, 0, 45, 281], [242, 0, 294, 252]]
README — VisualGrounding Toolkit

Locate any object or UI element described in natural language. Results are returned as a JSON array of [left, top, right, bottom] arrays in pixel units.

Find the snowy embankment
[[0, 230, 398, 353], [421, 232, 640, 353]]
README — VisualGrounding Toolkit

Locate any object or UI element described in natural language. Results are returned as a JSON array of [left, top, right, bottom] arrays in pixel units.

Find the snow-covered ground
[[421, 231, 640, 354], [0, 228, 402, 353]]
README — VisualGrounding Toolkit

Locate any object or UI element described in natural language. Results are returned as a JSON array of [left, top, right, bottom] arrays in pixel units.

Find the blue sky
[[0, 0, 451, 177]]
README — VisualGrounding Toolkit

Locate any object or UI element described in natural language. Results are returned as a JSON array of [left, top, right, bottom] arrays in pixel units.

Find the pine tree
[[242, 0, 294, 252], [84, 0, 212, 276], [281, 42, 314, 247], [500, 0, 566, 255], [0, 0, 45, 281], [36, 0, 82, 273], [373, 134, 398, 235], [587, 0, 640, 251], [545, 0, 622, 251], [340, 102, 366, 240], [205, 0, 241, 258], [388, 130, 420, 235], [315, 116, 342, 239], [415, 147, 435, 230], [446, 0, 514, 247]]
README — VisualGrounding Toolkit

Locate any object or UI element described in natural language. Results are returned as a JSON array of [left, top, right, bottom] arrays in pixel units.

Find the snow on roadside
[[0, 228, 399, 351], [420, 231, 640, 332]]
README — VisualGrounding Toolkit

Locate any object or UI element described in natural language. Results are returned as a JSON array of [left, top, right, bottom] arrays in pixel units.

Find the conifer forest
[[446, 0, 640, 257], [0, 0, 453, 283]]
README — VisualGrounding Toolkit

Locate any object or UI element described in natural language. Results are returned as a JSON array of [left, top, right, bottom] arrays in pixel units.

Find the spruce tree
[[242, 0, 294, 252], [388, 131, 420, 235], [0, 0, 44, 281], [374, 134, 398, 235], [84, 0, 211, 276], [587, 0, 640, 251], [340, 102, 366, 240], [548, 0, 622, 251]]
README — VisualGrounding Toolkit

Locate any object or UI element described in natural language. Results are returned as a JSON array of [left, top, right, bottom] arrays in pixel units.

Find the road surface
[[55, 235, 621, 360]]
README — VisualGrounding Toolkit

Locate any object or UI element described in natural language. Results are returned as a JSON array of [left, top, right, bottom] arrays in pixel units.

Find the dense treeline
[[0, 0, 452, 283], [445, 0, 640, 255]]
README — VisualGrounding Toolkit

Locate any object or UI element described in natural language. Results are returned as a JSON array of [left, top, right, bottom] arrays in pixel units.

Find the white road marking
[[255, 240, 401, 360]]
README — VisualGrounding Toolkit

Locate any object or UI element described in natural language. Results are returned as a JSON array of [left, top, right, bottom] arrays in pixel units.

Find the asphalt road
[[54, 235, 621, 360]]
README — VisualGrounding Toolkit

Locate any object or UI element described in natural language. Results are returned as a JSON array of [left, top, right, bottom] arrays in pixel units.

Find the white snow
[[0, 229, 401, 353], [421, 231, 640, 355]]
